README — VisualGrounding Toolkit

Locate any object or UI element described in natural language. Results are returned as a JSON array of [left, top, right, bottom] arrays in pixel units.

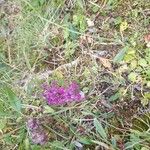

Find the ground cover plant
[[0, 0, 150, 149]]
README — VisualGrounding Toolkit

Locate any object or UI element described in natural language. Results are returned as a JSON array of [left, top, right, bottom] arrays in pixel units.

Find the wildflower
[[29, 130, 48, 145], [65, 82, 85, 101], [27, 118, 39, 130], [43, 81, 85, 105], [27, 118, 48, 145]]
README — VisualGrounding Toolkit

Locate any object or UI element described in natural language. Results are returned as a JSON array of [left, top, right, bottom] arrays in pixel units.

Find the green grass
[[0, 0, 150, 149]]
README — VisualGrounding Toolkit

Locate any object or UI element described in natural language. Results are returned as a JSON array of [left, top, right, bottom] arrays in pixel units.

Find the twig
[[21, 104, 41, 110], [17, 57, 80, 87], [6, 39, 11, 64], [44, 125, 69, 140], [37, 57, 80, 80]]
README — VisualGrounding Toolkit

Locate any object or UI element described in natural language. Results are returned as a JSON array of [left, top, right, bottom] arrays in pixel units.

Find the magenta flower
[[43, 81, 85, 105]]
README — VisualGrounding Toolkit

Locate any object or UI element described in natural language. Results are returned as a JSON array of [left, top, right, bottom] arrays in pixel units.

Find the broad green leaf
[[93, 118, 107, 139], [3, 87, 21, 112], [113, 46, 128, 63]]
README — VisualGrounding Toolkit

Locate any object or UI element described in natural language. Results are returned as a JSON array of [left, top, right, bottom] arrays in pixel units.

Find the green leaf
[[0, 119, 6, 130], [76, 0, 85, 9], [93, 118, 107, 139], [83, 68, 91, 77], [79, 138, 93, 145], [120, 21, 128, 32], [130, 60, 138, 69], [64, 23, 78, 40], [141, 98, 149, 107], [0, 111, 13, 117], [73, 14, 87, 32], [64, 41, 77, 58], [146, 70, 150, 78], [92, 5, 99, 13], [141, 92, 150, 106], [128, 72, 137, 82], [147, 81, 150, 87], [141, 147, 149, 150], [113, 46, 128, 63], [127, 48, 136, 55], [138, 59, 148, 67], [109, 92, 120, 102], [3, 134, 13, 144], [111, 137, 117, 148], [124, 54, 135, 62], [114, 16, 122, 25], [24, 138, 30, 150], [39, 0, 45, 5], [43, 106, 55, 114], [124, 48, 136, 62], [3, 87, 21, 113], [144, 93, 150, 99], [31, 145, 42, 150], [50, 141, 67, 149]]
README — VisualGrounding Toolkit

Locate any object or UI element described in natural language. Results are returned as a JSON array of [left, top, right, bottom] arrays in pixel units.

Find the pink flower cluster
[[27, 118, 48, 145], [43, 81, 85, 105]]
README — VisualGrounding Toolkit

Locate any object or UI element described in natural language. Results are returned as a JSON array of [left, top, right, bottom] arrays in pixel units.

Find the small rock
[[0, 0, 5, 5], [74, 141, 83, 150], [144, 34, 150, 48], [86, 18, 94, 27]]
